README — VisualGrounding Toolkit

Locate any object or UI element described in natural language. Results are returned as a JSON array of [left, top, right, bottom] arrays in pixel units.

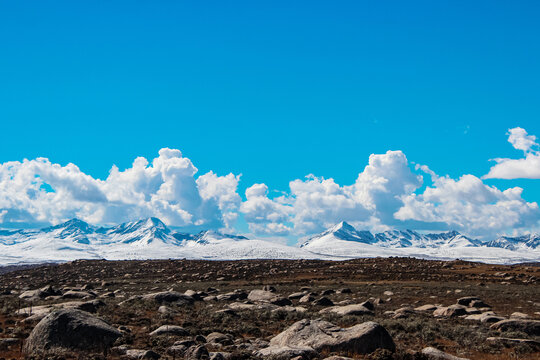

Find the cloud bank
[[1, 128, 539, 239]]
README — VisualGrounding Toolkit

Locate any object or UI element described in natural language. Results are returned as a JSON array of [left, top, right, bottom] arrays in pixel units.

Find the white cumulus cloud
[[395, 168, 539, 238], [0, 149, 240, 229], [484, 127, 540, 179]]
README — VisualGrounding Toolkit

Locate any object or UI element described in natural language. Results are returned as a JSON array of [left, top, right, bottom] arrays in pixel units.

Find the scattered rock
[[298, 294, 315, 303], [142, 291, 194, 305], [288, 292, 307, 300], [433, 305, 467, 317], [62, 290, 95, 299], [464, 313, 505, 323], [486, 337, 540, 347], [185, 344, 209, 359], [76, 299, 105, 313], [248, 289, 279, 302], [490, 319, 540, 336], [415, 304, 438, 312], [421, 347, 469, 360], [510, 312, 530, 319], [19, 285, 61, 300], [312, 297, 334, 306], [206, 332, 233, 345], [125, 349, 161, 359], [320, 304, 374, 316]]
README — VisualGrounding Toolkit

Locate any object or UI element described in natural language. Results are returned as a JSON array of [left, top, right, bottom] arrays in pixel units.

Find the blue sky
[[1, 1, 540, 239]]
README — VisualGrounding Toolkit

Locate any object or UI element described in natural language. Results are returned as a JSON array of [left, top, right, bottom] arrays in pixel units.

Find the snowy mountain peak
[[300, 221, 375, 247], [107, 217, 173, 245], [303, 222, 483, 249], [46, 218, 92, 233]]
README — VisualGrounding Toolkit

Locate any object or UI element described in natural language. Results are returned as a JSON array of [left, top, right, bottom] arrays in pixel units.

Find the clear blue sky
[[1, 0, 539, 204]]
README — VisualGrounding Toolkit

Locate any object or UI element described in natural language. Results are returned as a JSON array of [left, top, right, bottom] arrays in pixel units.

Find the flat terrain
[[0, 258, 539, 359]]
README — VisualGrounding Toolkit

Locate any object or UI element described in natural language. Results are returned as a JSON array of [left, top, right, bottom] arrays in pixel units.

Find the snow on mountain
[[299, 221, 375, 247], [485, 233, 540, 251], [0, 218, 539, 266], [300, 222, 540, 263], [105, 217, 179, 246], [302, 223, 480, 249], [0, 218, 330, 265]]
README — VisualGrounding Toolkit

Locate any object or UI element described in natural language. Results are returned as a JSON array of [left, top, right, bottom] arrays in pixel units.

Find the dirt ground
[[0, 257, 538, 359]]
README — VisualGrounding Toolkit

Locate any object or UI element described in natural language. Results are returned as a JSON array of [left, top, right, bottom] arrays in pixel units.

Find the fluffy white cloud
[[240, 150, 539, 239], [484, 127, 540, 179], [0, 149, 239, 229], [241, 151, 424, 235], [240, 184, 291, 235], [395, 169, 539, 238]]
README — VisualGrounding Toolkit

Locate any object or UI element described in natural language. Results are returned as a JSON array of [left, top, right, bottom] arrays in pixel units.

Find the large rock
[[19, 285, 61, 300], [433, 305, 467, 317], [269, 319, 395, 354], [490, 319, 540, 336], [141, 291, 194, 305], [320, 304, 374, 316], [23, 309, 121, 354], [185, 344, 209, 359], [206, 332, 233, 345], [125, 349, 161, 359], [421, 347, 469, 360], [248, 289, 275, 301]]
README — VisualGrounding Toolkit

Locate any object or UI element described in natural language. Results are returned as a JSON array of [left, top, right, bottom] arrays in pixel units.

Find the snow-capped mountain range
[[0, 219, 538, 266], [299, 221, 482, 249]]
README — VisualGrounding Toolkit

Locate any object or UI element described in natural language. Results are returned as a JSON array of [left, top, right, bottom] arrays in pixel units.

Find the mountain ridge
[[0, 218, 539, 265]]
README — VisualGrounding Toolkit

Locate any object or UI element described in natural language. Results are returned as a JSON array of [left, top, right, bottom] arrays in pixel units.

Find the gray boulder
[[206, 332, 233, 345], [19, 285, 61, 300], [490, 319, 540, 336], [247, 289, 278, 302], [433, 305, 467, 317], [269, 319, 395, 354], [320, 304, 374, 316], [125, 349, 161, 359], [23, 309, 121, 354], [185, 344, 210, 359], [142, 291, 194, 305], [421, 347, 469, 360]]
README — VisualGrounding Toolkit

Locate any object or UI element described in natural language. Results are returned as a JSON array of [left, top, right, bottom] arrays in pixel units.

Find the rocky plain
[[0, 257, 539, 360]]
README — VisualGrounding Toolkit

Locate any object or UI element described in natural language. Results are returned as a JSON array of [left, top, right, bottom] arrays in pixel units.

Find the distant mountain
[[486, 233, 540, 250], [299, 221, 375, 247], [0, 218, 538, 266], [0, 217, 323, 265], [301, 222, 480, 249], [106, 217, 177, 246]]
